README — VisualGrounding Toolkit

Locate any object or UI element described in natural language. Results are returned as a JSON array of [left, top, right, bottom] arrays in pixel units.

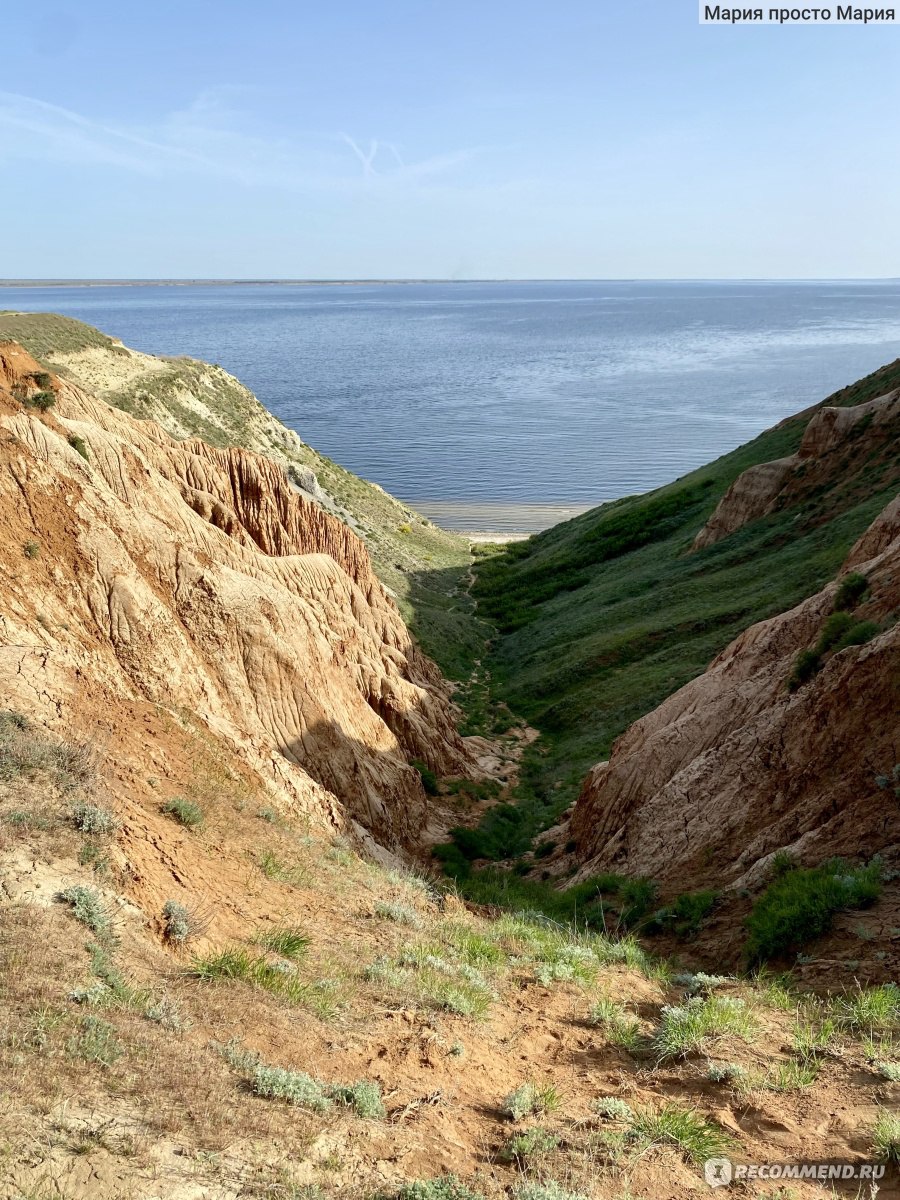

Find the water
[[2, 280, 899, 530]]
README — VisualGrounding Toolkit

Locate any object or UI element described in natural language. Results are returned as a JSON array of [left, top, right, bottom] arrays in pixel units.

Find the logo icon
[[705, 1157, 733, 1188]]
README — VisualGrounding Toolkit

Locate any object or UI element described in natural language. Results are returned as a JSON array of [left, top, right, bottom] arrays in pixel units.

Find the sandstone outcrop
[[570, 493, 900, 895], [692, 388, 900, 549], [0, 342, 471, 854]]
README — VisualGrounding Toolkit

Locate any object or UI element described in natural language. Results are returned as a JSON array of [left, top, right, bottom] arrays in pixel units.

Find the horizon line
[[2, 276, 900, 288]]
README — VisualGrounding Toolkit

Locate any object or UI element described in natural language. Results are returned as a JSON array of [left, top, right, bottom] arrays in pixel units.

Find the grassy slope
[[0, 310, 486, 679], [471, 358, 900, 839]]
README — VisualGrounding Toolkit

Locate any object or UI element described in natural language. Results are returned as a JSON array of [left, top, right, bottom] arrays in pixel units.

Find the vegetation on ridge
[[458, 357, 900, 851]]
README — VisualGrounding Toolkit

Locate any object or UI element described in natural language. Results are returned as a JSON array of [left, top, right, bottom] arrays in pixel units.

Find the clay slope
[[570, 493, 900, 914], [0, 311, 479, 678], [693, 386, 900, 549], [0, 341, 471, 854]]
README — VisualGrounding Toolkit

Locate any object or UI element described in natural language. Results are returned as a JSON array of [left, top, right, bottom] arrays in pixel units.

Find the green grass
[[872, 1111, 900, 1163], [161, 796, 203, 828], [253, 926, 311, 960], [653, 994, 757, 1061], [589, 997, 643, 1051], [391, 1178, 486, 1200], [498, 1125, 559, 1162], [0, 310, 119, 356], [191, 946, 340, 1017], [744, 858, 882, 964], [501, 1081, 560, 1121], [835, 983, 900, 1033], [630, 1102, 735, 1165], [464, 357, 900, 835]]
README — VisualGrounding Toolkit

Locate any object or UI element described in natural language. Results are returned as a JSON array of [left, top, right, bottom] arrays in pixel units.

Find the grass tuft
[[630, 1102, 734, 1165], [653, 995, 756, 1061], [161, 796, 203, 828]]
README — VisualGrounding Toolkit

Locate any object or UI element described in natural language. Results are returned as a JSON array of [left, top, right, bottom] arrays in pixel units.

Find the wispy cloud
[[0, 89, 485, 194]]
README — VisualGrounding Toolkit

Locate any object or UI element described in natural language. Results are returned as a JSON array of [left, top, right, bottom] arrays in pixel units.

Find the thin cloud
[[0, 90, 486, 194]]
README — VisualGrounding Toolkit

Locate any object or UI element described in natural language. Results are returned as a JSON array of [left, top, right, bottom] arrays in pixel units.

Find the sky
[[1, 1, 898, 279]]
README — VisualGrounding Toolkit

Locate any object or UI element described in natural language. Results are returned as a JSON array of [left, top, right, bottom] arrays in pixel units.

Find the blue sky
[[1, 1, 898, 278]]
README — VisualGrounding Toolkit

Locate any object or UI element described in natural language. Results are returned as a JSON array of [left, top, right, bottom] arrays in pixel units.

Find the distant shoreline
[[2, 277, 899, 289], [411, 500, 597, 535]]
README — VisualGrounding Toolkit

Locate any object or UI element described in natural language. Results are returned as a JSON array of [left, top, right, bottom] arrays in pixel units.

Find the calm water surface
[[2, 281, 899, 528]]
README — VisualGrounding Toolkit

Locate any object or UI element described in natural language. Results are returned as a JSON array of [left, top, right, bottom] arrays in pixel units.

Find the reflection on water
[[1, 279, 899, 530]]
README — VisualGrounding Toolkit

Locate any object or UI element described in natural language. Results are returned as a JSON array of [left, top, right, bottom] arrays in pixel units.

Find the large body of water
[[2, 280, 899, 530]]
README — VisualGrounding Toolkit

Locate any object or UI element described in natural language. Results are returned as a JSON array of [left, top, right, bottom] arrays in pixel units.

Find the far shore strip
[[411, 500, 596, 536]]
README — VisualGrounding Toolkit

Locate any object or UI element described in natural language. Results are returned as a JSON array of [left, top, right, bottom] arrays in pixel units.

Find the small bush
[[375, 900, 423, 929], [788, 648, 821, 691], [251, 1064, 332, 1112], [745, 858, 882, 964], [71, 802, 117, 836], [162, 900, 195, 945], [618, 876, 658, 927], [258, 849, 306, 884], [393, 1178, 485, 1200], [816, 610, 854, 652], [833, 572, 868, 611], [648, 890, 717, 937], [594, 1095, 634, 1121], [250, 1062, 383, 1117], [501, 1081, 559, 1121], [161, 796, 203, 828], [331, 1079, 386, 1118], [60, 885, 112, 936], [630, 1102, 734, 1165], [67, 1015, 122, 1066], [706, 1062, 748, 1084], [873, 1111, 900, 1163], [23, 540, 40, 559], [421, 972, 493, 1019], [192, 947, 255, 981], [760, 1059, 819, 1091], [834, 620, 879, 650], [412, 760, 439, 795], [68, 435, 89, 460], [512, 1184, 588, 1200], [25, 390, 56, 412], [499, 1125, 559, 1162], [875, 1061, 900, 1082]]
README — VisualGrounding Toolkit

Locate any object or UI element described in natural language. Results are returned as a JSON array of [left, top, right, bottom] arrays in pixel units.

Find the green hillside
[[461, 358, 900, 859]]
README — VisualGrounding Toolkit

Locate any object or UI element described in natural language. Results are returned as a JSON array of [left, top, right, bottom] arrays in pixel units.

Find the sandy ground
[[412, 501, 596, 534]]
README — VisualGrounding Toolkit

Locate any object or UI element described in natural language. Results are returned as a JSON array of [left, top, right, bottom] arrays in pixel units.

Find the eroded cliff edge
[[569, 388, 900, 930], [0, 341, 472, 860]]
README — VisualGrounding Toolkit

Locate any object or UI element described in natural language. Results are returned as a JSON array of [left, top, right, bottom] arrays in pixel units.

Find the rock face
[[692, 389, 900, 549], [0, 342, 471, 852], [570, 494, 900, 895]]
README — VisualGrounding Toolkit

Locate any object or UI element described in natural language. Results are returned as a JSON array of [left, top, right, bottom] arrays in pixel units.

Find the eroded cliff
[[570, 494, 900, 919], [0, 341, 471, 858]]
